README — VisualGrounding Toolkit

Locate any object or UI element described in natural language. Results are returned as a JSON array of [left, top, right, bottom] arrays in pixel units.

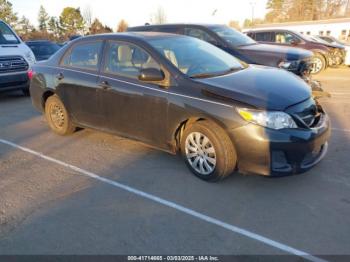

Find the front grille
[[0, 56, 29, 74], [286, 98, 323, 128], [298, 59, 312, 76]]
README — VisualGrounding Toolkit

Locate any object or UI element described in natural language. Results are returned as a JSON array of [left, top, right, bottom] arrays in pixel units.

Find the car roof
[[128, 24, 225, 29], [246, 28, 294, 33], [26, 40, 55, 44], [74, 32, 185, 42]]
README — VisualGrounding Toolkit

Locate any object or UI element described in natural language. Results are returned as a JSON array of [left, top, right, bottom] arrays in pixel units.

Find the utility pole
[[250, 1, 256, 26]]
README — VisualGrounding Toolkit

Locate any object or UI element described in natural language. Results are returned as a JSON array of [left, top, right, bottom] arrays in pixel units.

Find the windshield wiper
[[190, 67, 241, 79]]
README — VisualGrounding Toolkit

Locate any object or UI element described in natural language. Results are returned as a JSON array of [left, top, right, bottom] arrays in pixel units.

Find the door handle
[[99, 80, 111, 90], [56, 73, 64, 80]]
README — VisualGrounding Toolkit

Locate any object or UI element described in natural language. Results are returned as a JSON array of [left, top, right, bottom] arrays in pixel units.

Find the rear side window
[[184, 27, 218, 45], [62, 41, 102, 71], [255, 32, 273, 42], [157, 27, 179, 34], [103, 41, 161, 79]]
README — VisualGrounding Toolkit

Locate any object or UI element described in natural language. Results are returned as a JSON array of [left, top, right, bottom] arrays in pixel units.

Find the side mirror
[[138, 68, 165, 82], [290, 39, 300, 46]]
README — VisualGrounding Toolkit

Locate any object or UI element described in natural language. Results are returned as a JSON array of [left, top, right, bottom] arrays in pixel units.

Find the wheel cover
[[311, 57, 323, 73], [185, 132, 216, 175], [49, 103, 65, 130]]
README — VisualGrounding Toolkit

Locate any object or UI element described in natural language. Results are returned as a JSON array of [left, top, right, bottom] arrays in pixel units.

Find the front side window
[[275, 32, 299, 44], [63, 41, 102, 71], [184, 27, 218, 45], [210, 25, 256, 46], [0, 21, 20, 45], [103, 41, 161, 79], [148, 36, 244, 78]]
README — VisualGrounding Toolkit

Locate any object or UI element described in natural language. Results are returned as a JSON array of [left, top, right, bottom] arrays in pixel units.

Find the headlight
[[25, 51, 36, 64], [278, 60, 299, 70], [237, 108, 297, 130]]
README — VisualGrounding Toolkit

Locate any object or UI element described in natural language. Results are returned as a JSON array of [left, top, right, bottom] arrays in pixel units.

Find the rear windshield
[[27, 43, 61, 57], [210, 25, 256, 46], [0, 21, 20, 44]]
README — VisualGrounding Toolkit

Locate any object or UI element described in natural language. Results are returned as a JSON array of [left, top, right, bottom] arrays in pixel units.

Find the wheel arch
[[173, 116, 229, 152], [41, 89, 56, 111], [312, 50, 329, 67]]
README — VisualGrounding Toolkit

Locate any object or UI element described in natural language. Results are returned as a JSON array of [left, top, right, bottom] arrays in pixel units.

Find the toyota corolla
[[30, 33, 330, 181]]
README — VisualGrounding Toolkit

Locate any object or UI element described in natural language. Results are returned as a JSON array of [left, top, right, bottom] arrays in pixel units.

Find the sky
[[9, 0, 268, 29]]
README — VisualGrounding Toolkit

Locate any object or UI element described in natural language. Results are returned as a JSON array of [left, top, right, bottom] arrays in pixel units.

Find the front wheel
[[310, 53, 326, 74], [180, 121, 237, 182], [45, 95, 76, 135]]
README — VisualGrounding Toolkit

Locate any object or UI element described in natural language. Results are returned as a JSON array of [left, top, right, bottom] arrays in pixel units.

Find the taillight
[[28, 69, 34, 80]]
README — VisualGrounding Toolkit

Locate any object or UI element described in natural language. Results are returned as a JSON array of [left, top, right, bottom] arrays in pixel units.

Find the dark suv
[[246, 29, 342, 74], [128, 24, 314, 80]]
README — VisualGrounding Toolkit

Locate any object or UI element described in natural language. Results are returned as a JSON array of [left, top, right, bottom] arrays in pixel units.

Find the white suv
[[0, 20, 36, 95]]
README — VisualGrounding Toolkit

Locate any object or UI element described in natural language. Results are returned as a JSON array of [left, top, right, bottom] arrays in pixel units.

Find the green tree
[[16, 16, 34, 39], [48, 17, 61, 39], [38, 5, 49, 31], [59, 7, 85, 36], [0, 0, 18, 26]]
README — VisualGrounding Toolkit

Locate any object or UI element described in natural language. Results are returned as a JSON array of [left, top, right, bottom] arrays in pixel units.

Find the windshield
[[210, 25, 256, 46], [0, 21, 20, 45], [148, 36, 245, 78]]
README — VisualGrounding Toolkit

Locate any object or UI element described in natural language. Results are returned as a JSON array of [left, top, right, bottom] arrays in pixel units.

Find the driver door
[[98, 40, 169, 148]]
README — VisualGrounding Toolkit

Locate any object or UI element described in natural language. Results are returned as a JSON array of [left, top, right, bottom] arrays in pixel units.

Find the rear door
[[56, 40, 106, 128]]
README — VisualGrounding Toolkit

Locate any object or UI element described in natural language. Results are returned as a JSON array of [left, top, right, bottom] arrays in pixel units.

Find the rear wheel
[[180, 121, 237, 182], [310, 53, 326, 74], [45, 95, 76, 135]]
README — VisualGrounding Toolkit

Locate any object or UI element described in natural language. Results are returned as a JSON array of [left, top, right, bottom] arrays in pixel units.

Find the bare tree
[[151, 6, 167, 24], [228, 20, 241, 31], [116, 19, 128, 32], [83, 5, 93, 28]]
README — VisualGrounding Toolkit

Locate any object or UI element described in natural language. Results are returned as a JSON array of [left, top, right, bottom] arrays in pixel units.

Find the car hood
[[0, 43, 35, 65], [237, 43, 312, 60], [311, 41, 344, 49], [195, 65, 311, 111]]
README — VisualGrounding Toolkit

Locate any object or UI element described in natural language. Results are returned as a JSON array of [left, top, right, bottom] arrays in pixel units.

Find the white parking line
[[332, 128, 350, 133], [0, 138, 327, 262]]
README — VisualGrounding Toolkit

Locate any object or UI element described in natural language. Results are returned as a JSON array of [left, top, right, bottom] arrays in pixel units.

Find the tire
[[180, 120, 237, 182], [22, 88, 30, 96], [310, 53, 326, 74], [45, 94, 76, 136]]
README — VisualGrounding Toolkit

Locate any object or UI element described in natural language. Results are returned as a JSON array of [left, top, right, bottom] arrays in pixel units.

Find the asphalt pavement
[[0, 67, 349, 260]]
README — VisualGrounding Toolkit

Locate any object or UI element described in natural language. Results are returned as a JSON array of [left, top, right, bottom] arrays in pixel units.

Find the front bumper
[[228, 114, 331, 176], [0, 71, 29, 92]]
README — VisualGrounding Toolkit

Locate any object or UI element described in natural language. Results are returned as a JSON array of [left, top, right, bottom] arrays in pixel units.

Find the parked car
[[127, 24, 314, 81], [309, 35, 346, 67], [246, 29, 343, 74], [26, 40, 61, 61], [0, 19, 36, 95], [318, 35, 350, 66], [30, 33, 330, 181]]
